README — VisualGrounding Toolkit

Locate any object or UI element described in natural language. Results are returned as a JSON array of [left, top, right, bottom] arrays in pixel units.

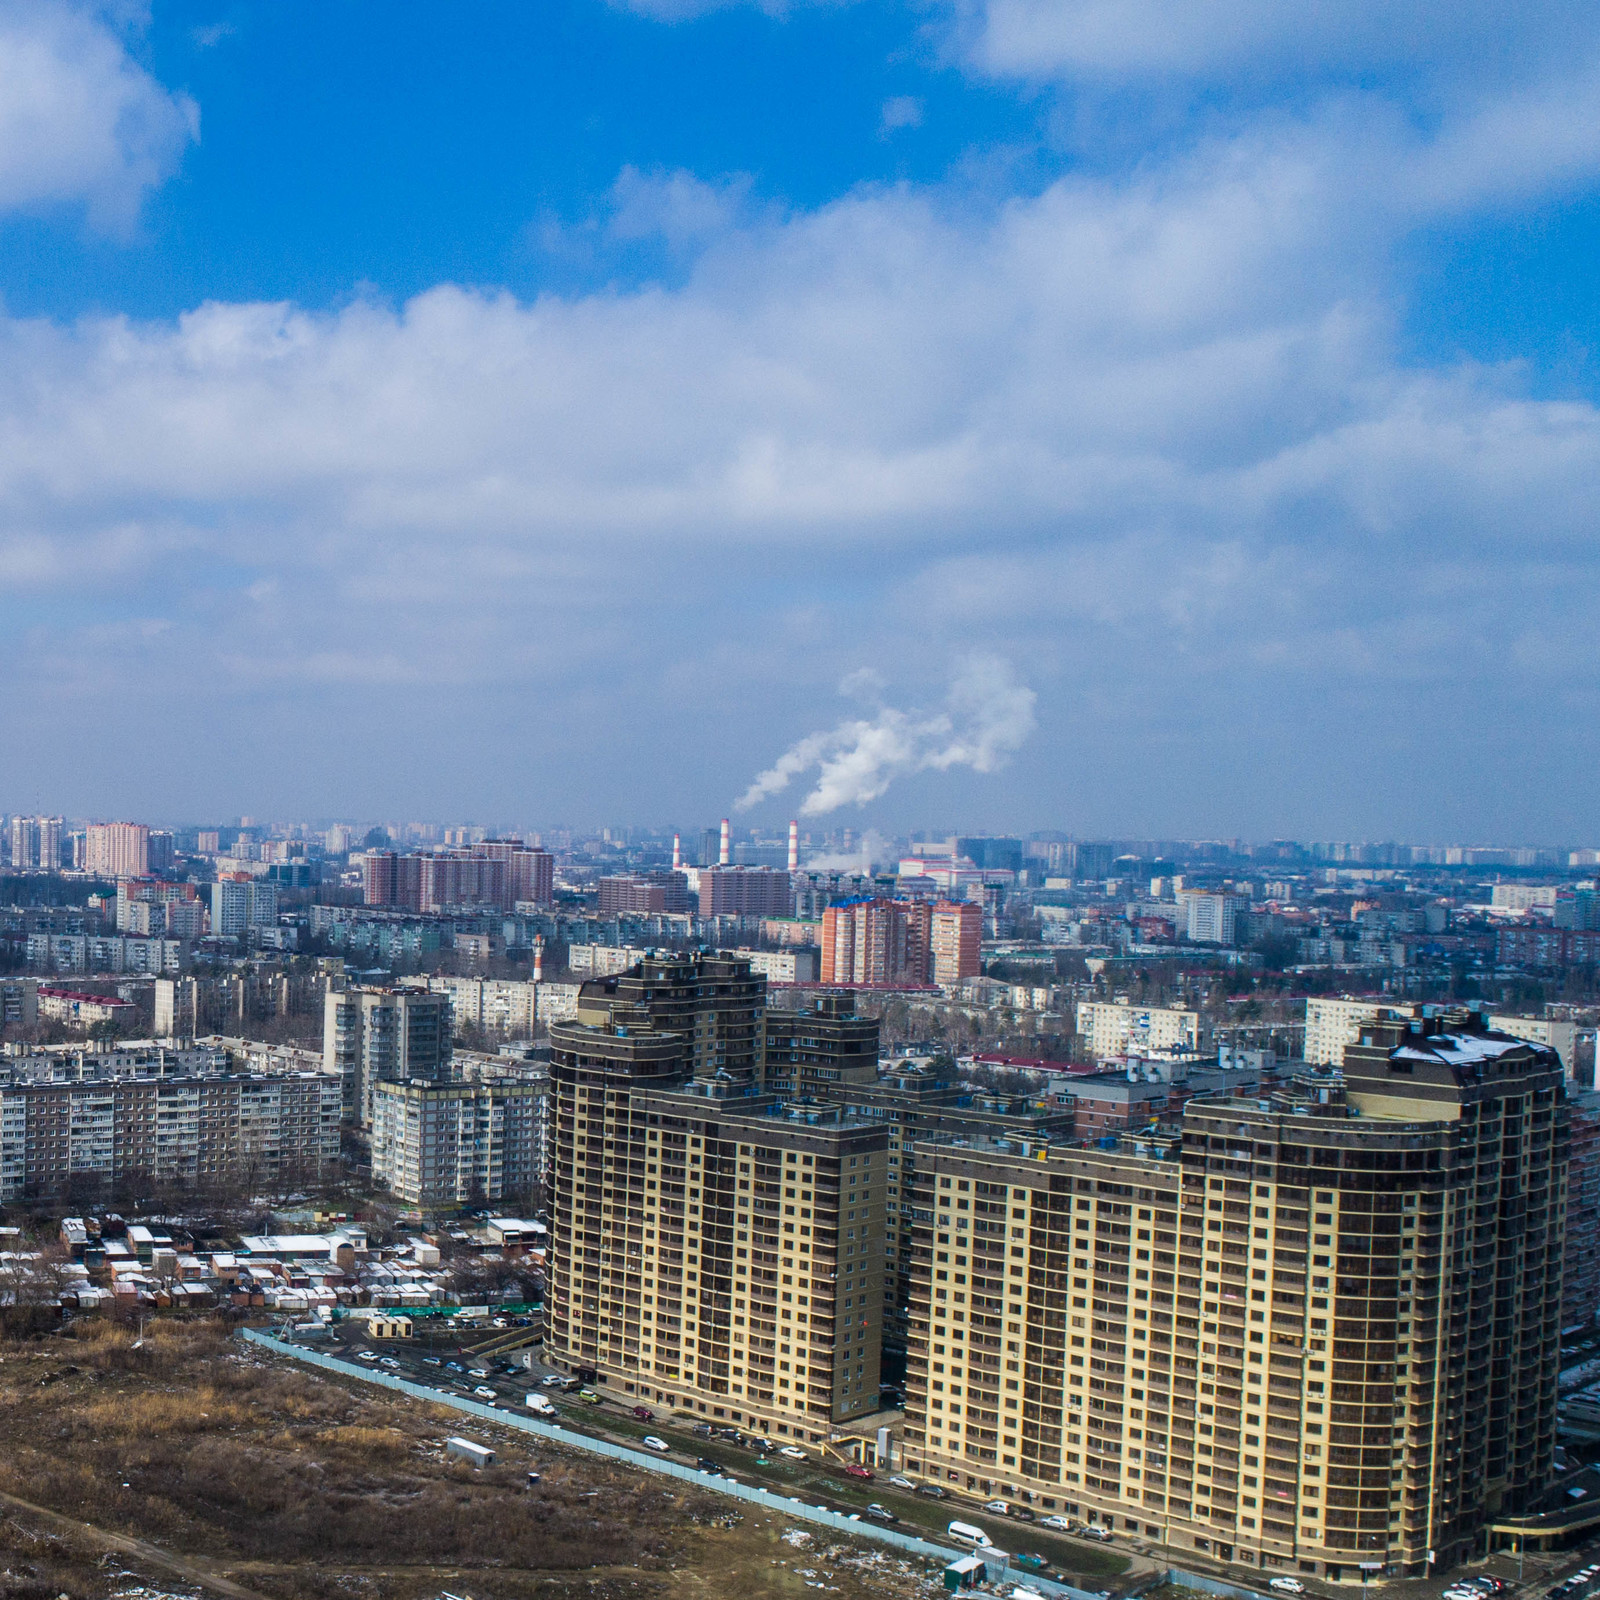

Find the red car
[[632, 1406, 655, 1421], [843, 1465, 874, 1480]]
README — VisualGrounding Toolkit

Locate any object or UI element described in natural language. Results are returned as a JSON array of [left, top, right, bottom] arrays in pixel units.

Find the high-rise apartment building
[[930, 900, 983, 985], [8, 816, 62, 871], [763, 991, 879, 1098], [902, 1011, 1566, 1581], [323, 986, 453, 1126], [362, 841, 553, 911], [210, 875, 279, 937], [371, 1077, 543, 1206], [546, 975, 888, 1437], [1184, 892, 1242, 946], [574, 952, 768, 1083], [697, 865, 795, 919], [820, 897, 932, 987], [835, 1059, 1076, 1373], [84, 822, 149, 879], [1566, 1094, 1600, 1329], [597, 872, 695, 916]]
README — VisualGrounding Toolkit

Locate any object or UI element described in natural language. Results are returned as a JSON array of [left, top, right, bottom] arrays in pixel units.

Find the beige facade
[[903, 1015, 1567, 1581], [546, 953, 886, 1440]]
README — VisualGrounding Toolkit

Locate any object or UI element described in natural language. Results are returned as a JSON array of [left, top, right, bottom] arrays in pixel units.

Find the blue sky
[[2, 0, 1599, 840]]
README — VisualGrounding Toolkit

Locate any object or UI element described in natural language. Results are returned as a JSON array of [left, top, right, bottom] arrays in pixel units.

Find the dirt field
[[0, 1320, 948, 1600]]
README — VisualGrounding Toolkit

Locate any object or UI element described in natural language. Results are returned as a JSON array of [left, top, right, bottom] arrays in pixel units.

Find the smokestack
[[719, 818, 731, 866], [533, 935, 543, 984], [788, 820, 799, 874], [672, 833, 681, 870]]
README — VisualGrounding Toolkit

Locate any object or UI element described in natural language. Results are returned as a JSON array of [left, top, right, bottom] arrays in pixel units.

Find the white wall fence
[[240, 1328, 1107, 1600]]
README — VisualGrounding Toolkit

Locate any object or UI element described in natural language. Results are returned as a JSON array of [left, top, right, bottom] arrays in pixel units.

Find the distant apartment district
[[4, 816, 1600, 1582]]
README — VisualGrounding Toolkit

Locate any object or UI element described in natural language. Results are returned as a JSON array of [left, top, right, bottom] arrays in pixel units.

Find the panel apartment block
[[0, 1071, 341, 1201], [370, 1077, 542, 1207]]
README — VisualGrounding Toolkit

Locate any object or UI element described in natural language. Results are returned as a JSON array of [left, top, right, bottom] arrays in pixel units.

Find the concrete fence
[[241, 1329, 1100, 1599]]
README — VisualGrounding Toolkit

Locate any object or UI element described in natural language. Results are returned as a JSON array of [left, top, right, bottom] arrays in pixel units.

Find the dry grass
[[0, 1320, 944, 1600]]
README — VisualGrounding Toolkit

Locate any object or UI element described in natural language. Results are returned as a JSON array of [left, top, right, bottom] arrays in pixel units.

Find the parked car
[[422, 1356, 442, 1366], [356, 1350, 379, 1362], [1039, 1516, 1072, 1531], [541, 1374, 565, 1387], [865, 1504, 898, 1524], [1014, 1554, 1049, 1572], [632, 1406, 655, 1421], [985, 1500, 1012, 1515], [641, 1436, 670, 1453], [469, 1368, 490, 1378], [888, 1475, 914, 1489], [697, 1457, 722, 1474], [473, 1385, 497, 1399], [915, 1484, 949, 1498], [1269, 1582, 1306, 1595], [1011, 1508, 1036, 1522], [445, 1362, 464, 1372], [1081, 1526, 1114, 1542], [779, 1446, 808, 1461], [844, 1464, 874, 1480], [578, 1389, 602, 1404], [380, 1357, 400, 1369]]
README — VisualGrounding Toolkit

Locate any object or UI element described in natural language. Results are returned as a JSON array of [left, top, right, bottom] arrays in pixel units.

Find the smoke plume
[[737, 655, 1037, 816]]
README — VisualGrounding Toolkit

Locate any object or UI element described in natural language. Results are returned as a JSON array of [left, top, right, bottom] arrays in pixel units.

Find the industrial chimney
[[672, 833, 681, 870], [532, 934, 543, 984], [788, 819, 799, 873], [719, 818, 731, 866]]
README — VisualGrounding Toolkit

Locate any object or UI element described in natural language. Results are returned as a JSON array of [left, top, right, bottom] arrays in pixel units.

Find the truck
[[524, 1392, 557, 1417]]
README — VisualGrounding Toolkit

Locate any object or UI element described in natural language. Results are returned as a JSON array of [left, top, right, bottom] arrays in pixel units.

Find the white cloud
[[949, 0, 1599, 88], [737, 656, 1038, 814], [607, 0, 843, 19], [2, 70, 1600, 827], [0, 1, 197, 229], [880, 95, 924, 135]]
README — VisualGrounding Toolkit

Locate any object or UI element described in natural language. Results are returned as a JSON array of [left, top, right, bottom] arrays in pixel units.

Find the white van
[[947, 1521, 989, 1548]]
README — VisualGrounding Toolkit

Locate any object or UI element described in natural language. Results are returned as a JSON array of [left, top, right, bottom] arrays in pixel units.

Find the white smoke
[[737, 655, 1037, 816]]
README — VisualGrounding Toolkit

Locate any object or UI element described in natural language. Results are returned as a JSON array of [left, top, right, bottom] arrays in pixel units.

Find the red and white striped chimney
[[788, 819, 799, 873], [719, 818, 731, 865], [672, 832, 682, 870], [532, 934, 543, 984]]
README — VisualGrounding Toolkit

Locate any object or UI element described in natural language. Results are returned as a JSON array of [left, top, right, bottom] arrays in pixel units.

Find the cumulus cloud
[[737, 656, 1037, 814], [3, 32, 1600, 828], [0, 1, 197, 228]]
